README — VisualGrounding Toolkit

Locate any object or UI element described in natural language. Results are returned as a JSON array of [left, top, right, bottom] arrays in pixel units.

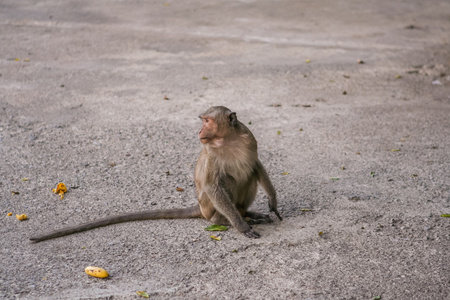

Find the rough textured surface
[[1, 0, 449, 299]]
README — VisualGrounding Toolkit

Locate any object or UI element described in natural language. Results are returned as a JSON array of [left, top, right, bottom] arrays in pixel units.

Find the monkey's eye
[[203, 118, 209, 123]]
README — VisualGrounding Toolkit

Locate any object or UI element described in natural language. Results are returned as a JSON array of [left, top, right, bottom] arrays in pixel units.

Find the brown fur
[[30, 106, 281, 243]]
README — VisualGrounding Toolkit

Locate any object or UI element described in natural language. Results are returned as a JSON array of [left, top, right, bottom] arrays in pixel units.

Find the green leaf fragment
[[204, 225, 229, 231], [330, 177, 339, 180], [441, 214, 450, 218], [136, 291, 150, 298], [372, 296, 382, 300]]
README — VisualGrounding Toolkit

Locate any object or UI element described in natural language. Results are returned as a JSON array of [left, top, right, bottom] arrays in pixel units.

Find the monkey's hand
[[270, 205, 283, 221], [244, 228, 261, 239]]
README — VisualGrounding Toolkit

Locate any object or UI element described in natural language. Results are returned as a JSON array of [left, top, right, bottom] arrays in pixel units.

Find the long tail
[[30, 205, 202, 243]]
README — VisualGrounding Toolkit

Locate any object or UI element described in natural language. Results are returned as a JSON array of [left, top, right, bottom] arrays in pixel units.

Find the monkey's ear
[[229, 112, 237, 126]]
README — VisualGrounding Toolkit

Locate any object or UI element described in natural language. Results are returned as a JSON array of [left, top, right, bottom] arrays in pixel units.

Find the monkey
[[194, 106, 281, 238], [30, 106, 281, 242]]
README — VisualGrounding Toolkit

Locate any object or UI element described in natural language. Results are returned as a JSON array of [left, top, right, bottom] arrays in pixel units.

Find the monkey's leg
[[205, 186, 260, 238], [210, 212, 231, 226], [245, 211, 273, 225]]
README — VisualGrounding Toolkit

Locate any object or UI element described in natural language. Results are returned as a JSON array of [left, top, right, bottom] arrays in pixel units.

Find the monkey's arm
[[204, 183, 260, 238], [255, 160, 282, 220]]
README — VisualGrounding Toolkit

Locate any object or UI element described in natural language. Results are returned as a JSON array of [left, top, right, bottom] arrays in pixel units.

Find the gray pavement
[[1, 0, 449, 299]]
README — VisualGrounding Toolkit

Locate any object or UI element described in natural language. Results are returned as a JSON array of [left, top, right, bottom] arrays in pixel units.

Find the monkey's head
[[198, 106, 237, 147]]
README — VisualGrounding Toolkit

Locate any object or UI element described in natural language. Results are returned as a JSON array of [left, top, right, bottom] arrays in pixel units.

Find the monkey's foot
[[245, 211, 273, 225], [244, 228, 261, 238]]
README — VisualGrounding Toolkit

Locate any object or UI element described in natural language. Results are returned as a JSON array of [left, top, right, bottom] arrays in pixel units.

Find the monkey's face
[[198, 116, 218, 144], [198, 108, 236, 148]]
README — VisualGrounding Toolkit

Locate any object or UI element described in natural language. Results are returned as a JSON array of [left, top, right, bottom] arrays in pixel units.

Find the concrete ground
[[1, 0, 449, 299]]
